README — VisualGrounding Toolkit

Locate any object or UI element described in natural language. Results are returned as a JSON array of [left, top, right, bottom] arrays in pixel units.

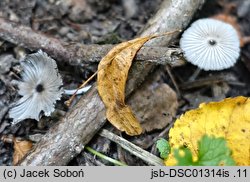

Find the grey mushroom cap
[[180, 18, 240, 71], [9, 50, 63, 124]]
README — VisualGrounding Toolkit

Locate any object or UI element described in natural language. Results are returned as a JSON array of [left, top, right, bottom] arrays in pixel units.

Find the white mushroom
[[180, 18, 240, 71], [9, 50, 63, 124]]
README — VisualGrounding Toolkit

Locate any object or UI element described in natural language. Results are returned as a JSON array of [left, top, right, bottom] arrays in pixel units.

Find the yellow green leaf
[[165, 96, 250, 166]]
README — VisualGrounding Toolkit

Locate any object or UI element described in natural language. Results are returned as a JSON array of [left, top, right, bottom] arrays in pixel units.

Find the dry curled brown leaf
[[97, 31, 179, 136], [97, 36, 156, 136]]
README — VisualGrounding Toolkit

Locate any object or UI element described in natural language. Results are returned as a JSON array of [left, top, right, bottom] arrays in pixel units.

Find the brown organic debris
[[129, 76, 178, 132], [1, 135, 33, 165], [13, 139, 33, 165]]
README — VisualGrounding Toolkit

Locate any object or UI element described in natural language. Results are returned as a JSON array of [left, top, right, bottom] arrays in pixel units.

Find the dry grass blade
[[65, 71, 97, 107]]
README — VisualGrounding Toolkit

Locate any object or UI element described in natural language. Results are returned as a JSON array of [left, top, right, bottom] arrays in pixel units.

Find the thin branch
[[99, 129, 164, 166], [0, 17, 184, 67]]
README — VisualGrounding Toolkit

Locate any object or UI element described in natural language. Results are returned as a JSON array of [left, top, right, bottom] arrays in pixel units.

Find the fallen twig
[[0, 17, 184, 67], [99, 129, 164, 166], [18, 0, 205, 166], [180, 74, 238, 90]]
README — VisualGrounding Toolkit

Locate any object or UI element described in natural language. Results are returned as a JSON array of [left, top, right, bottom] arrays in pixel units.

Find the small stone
[[59, 27, 70, 36], [66, 32, 77, 41]]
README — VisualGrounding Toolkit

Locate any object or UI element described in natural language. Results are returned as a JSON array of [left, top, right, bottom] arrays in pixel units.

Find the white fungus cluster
[[180, 18, 240, 71], [9, 50, 63, 124]]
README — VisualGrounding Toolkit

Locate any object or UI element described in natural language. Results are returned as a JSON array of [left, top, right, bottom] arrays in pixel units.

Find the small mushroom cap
[[180, 18, 240, 71], [9, 50, 63, 124]]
